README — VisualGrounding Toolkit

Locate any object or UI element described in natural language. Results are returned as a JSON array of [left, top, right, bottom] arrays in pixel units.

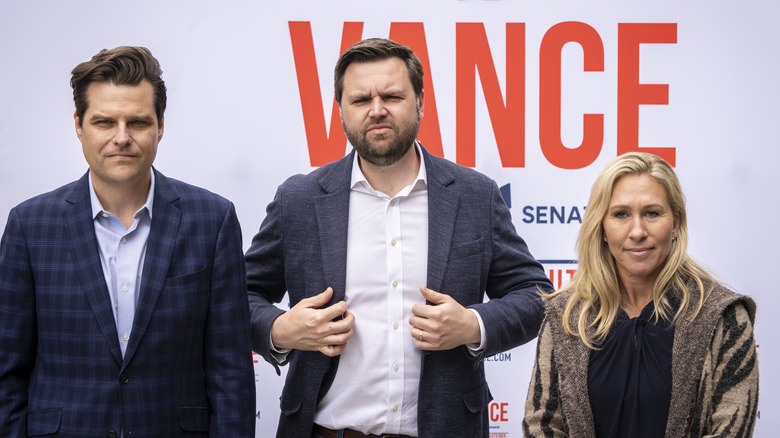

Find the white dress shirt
[[313, 145, 429, 436], [89, 172, 154, 358]]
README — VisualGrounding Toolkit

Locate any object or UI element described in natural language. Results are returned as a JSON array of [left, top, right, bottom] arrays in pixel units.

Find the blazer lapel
[[122, 169, 181, 366], [317, 147, 459, 298], [314, 153, 353, 303], [64, 172, 123, 366], [422, 148, 458, 294]]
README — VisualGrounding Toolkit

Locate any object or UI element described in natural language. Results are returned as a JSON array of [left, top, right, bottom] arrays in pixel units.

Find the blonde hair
[[555, 152, 714, 349]]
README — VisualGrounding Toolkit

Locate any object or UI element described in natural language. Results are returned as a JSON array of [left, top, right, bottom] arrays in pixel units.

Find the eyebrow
[[87, 113, 156, 123], [608, 203, 667, 210], [346, 87, 408, 100]]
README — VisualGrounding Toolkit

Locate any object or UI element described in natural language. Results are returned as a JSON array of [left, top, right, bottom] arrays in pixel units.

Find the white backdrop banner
[[1, 1, 778, 436]]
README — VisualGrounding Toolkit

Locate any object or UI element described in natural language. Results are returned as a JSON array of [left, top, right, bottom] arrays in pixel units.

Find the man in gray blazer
[[246, 38, 553, 438]]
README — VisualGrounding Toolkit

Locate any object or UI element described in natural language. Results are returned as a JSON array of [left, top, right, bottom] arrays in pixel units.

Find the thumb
[[419, 286, 449, 304], [307, 287, 334, 307]]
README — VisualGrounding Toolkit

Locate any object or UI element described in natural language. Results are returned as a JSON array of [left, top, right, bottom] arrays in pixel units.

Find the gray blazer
[[246, 145, 552, 437]]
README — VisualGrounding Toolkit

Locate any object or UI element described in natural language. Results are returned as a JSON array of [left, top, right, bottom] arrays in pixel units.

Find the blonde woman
[[523, 152, 758, 437]]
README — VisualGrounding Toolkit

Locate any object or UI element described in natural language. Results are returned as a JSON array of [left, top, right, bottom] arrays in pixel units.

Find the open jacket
[[246, 145, 552, 437], [523, 281, 758, 437]]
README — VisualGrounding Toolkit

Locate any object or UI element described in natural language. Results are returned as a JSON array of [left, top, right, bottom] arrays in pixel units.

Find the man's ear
[[157, 116, 165, 142], [74, 111, 83, 142], [417, 90, 425, 119]]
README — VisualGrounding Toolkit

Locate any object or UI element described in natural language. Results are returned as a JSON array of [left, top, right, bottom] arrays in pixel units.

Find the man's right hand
[[270, 287, 355, 357]]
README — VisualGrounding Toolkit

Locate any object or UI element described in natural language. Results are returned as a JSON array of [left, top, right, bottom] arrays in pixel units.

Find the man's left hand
[[409, 286, 481, 351]]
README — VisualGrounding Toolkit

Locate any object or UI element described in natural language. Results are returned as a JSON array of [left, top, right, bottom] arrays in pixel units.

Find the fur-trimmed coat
[[523, 282, 758, 437]]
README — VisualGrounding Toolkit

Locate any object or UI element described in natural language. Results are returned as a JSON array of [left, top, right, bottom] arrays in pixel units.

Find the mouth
[[366, 124, 392, 135], [106, 154, 138, 162], [625, 247, 653, 256]]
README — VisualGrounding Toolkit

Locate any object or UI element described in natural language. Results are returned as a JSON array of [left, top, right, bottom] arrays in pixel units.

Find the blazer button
[[119, 373, 129, 384], [107, 432, 118, 438]]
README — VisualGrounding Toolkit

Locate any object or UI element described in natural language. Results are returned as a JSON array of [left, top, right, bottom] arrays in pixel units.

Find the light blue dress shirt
[[89, 172, 154, 358]]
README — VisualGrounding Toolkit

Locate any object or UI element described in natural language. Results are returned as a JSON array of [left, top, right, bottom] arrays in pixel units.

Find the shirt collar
[[89, 170, 155, 220], [350, 141, 428, 194]]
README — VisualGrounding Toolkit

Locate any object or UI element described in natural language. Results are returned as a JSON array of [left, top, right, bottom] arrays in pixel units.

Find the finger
[[309, 287, 333, 307], [323, 312, 354, 336], [322, 327, 354, 346], [419, 286, 450, 305], [410, 301, 443, 320], [319, 327, 354, 356], [319, 300, 348, 322], [341, 310, 356, 327], [412, 327, 424, 345], [320, 343, 346, 357], [408, 315, 429, 331], [410, 302, 428, 318], [293, 287, 333, 311], [412, 328, 441, 350]]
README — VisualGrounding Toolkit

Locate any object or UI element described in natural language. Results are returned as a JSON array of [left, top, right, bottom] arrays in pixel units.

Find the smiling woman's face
[[602, 173, 680, 290]]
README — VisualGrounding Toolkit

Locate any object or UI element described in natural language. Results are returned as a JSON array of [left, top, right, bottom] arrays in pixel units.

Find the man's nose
[[114, 124, 131, 145], [368, 96, 388, 118]]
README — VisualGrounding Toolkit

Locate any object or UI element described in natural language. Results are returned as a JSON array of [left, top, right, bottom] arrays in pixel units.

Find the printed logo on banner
[[485, 352, 513, 363], [253, 351, 261, 383], [289, 21, 678, 169], [489, 401, 511, 437], [253, 352, 263, 422], [501, 184, 585, 227], [521, 205, 586, 225], [540, 260, 578, 289], [500, 185, 579, 289]]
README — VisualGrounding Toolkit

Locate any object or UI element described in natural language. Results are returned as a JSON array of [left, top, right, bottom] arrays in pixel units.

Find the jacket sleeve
[[245, 185, 288, 373], [523, 317, 569, 437], [470, 181, 552, 357], [0, 208, 36, 436], [205, 203, 256, 436], [701, 301, 759, 437]]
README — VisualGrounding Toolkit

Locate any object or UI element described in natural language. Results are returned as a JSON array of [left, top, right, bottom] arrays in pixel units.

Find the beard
[[343, 111, 421, 167]]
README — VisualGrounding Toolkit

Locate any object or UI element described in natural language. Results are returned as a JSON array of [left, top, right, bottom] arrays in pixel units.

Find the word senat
[[290, 21, 677, 168]]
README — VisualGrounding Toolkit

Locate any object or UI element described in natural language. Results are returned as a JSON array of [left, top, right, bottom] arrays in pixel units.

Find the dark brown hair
[[333, 38, 423, 105], [71, 46, 166, 124]]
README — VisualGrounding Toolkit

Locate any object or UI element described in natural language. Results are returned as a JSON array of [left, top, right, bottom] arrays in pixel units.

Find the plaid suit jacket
[[0, 169, 255, 437]]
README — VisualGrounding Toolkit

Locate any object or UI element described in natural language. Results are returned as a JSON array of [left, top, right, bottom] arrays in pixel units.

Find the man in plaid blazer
[[0, 46, 255, 437]]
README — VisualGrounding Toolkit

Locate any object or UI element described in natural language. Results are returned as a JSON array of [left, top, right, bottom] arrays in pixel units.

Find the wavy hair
[[71, 46, 166, 125], [555, 152, 714, 349]]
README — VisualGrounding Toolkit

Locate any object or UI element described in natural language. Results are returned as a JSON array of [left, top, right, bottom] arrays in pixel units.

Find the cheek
[[146, 143, 158, 158], [659, 236, 674, 256], [606, 241, 621, 261], [341, 108, 362, 123], [602, 224, 626, 256], [602, 222, 620, 243], [80, 136, 99, 157]]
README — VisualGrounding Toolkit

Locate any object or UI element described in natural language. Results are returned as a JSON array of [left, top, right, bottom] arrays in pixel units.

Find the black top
[[588, 301, 675, 438]]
